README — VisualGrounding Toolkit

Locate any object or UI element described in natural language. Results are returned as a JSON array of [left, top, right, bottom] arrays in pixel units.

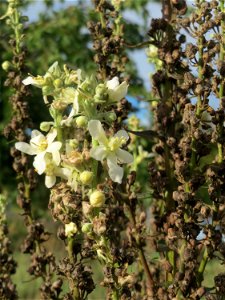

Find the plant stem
[[218, 0, 225, 163], [190, 20, 204, 169], [197, 246, 208, 283], [126, 204, 154, 297]]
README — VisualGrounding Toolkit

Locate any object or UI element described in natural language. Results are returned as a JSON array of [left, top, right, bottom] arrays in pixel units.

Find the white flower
[[22, 75, 45, 87], [34, 155, 68, 188], [15, 129, 62, 174], [106, 77, 128, 102], [22, 61, 60, 87], [88, 120, 133, 183]]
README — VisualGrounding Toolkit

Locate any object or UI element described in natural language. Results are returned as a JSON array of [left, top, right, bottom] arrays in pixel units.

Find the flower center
[[46, 163, 55, 176], [31, 137, 48, 152], [108, 137, 126, 152], [39, 139, 48, 151]]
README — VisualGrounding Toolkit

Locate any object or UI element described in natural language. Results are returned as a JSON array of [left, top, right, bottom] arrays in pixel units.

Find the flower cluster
[[15, 61, 133, 196]]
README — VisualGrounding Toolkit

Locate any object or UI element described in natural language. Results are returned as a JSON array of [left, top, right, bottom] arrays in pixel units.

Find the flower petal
[[107, 159, 124, 183], [73, 91, 79, 114], [15, 142, 37, 155], [57, 167, 70, 179], [45, 175, 56, 188], [31, 130, 43, 139], [52, 150, 61, 166], [107, 153, 117, 165], [106, 77, 119, 89], [88, 120, 108, 145], [90, 145, 106, 161], [116, 149, 133, 164], [114, 129, 129, 141], [108, 81, 128, 102], [48, 141, 62, 152], [22, 76, 36, 85], [47, 129, 57, 144], [33, 153, 46, 174]]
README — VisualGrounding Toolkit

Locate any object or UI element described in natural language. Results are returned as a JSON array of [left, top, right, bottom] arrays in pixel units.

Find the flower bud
[[20, 16, 29, 22], [54, 78, 63, 88], [89, 190, 105, 207], [65, 222, 78, 238], [104, 112, 117, 122], [76, 116, 88, 128], [40, 122, 52, 132], [94, 95, 106, 103], [81, 222, 93, 234], [148, 44, 158, 57], [42, 85, 53, 95], [2, 61, 13, 72], [68, 139, 79, 149], [80, 171, 93, 185], [17, 24, 23, 30], [95, 83, 106, 94], [6, 19, 12, 25]]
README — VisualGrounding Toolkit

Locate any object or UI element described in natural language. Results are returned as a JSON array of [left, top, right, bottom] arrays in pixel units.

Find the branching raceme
[[15, 62, 137, 299]]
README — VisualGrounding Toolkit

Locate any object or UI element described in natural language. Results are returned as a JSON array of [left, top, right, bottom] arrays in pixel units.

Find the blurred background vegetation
[[0, 0, 154, 298], [1, 1, 224, 299]]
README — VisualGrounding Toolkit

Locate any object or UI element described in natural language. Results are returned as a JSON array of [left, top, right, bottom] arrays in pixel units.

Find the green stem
[[112, 289, 120, 300], [218, 0, 225, 163], [168, 250, 175, 278], [197, 247, 208, 283], [67, 238, 81, 300], [10, 3, 21, 55], [218, 143, 223, 163], [55, 111, 63, 143], [91, 139, 99, 188]]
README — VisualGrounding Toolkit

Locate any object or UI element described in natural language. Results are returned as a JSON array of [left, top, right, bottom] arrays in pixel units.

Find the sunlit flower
[[33, 155, 68, 188], [15, 129, 62, 174], [22, 61, 61, 88], [88, 120, 133, 183], [106, 77, 128, 103]]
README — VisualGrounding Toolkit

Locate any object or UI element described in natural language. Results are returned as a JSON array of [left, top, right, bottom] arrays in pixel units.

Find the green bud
[[104, 112, 117, 123], [68, 139, 79, 149], [81, 223, 92, 234], [20, 16, 29, 22], [40, 122, 52, 132], [94, 95, 106, 103], [80, 171, 93, 185], [76, 116, 88, 128], [90, 190, 105, 208], [95, 83, 106, 94], [53, 78, 63, 88], [5, 19, 11, 25], [2, 61, 13, 72], [17, 24, 23, 30], [42, 85, 53, 95], [44, 76, 53, 85]]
